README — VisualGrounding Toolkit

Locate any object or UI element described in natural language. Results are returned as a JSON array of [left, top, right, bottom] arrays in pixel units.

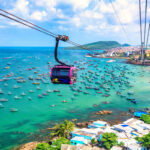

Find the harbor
[[0, 47, 150, 149]]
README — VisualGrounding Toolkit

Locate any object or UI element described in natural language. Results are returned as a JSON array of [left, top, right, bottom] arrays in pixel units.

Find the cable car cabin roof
[[53, 65, 76, 69], [51, 66, 77, 78]]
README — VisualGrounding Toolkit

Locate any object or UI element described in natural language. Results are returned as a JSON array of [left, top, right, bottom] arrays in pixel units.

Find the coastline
[[126, 59, 150, 66], [12, 109, 134, 150]]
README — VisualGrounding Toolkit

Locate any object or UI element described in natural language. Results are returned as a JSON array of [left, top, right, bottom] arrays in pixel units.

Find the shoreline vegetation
[[15, 109, 150, 150], [12, 108, 147, 150]]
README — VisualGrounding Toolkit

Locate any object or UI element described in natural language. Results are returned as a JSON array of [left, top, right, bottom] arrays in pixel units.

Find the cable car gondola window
[[59, 69, 70, 76], [52, 68, 70, 77]]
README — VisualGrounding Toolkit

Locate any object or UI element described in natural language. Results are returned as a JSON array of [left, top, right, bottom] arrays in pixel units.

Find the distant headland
[[63, 41, 130, 50]]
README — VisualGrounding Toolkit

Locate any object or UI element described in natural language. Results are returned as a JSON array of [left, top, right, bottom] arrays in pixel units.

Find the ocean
[[0, 47, 150, 150]]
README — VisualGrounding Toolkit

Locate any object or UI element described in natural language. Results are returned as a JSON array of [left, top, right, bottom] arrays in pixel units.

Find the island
[[63, 41, 129, 50]]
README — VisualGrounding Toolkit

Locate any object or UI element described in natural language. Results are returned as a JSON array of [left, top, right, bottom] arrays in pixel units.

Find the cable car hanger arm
[[54, 35, 69, 66]]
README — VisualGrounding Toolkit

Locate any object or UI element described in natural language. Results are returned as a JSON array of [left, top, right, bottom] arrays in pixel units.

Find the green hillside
[[64, 41, 122, 50]]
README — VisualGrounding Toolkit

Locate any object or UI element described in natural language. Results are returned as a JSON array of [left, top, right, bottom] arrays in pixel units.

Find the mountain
[[63, 41, 122, 50], [122, 43, 131, 47]]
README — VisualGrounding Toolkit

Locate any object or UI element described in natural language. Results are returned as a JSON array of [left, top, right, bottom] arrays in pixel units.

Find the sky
[[0, 0, 150, 47]]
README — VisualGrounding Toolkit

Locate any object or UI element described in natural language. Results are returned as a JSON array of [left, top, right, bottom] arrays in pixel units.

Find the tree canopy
[[35, 137, 70, 150], [51, 120, 74, 138], [140, 114, 150, 124], [101, 132, 117, 150], [135, 132, 150, 149]]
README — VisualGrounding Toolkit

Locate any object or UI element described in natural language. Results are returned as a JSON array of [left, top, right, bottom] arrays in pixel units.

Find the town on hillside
[[86, 46, 150, 65]]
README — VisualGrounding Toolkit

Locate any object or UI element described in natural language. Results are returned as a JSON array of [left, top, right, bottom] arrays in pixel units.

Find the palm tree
[[51, 120, 74, 138]]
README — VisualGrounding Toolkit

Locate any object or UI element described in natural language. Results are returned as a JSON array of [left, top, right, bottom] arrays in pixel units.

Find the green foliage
[[135, 132, 150, 148], [140, 114, 150, 124], [101, 132, 117, 150], [35, 138, 70, 150], [35, 143, 50, 150], [51, 120, 74, 138], [117, 141, 125, 147], [91, 138, 97, 144], [64, 41, 121, 50], [50, 137, 70, 150]]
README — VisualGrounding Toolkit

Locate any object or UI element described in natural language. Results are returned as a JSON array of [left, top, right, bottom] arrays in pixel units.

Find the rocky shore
[[126, 59, 150, 66], [13, 108, 135, 150]]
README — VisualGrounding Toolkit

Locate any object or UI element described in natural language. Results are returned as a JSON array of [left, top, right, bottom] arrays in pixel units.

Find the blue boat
[[131, 100, 137, 104]]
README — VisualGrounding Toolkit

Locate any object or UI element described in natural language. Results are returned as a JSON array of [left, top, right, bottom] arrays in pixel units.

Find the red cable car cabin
[[51, 65, 77, 84]]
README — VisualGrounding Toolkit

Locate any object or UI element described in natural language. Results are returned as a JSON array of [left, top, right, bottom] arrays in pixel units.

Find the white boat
[[107, 60, 116, 63], [47, 89, 52, 93], [21, 92, 26, 96], [0, 103, 4, 108], [29, 90, 34, 93], [0, 90, 4, 94], [8, 91, 12, 95], [36, 86, 41, 90], [0, 98, 8, 102], [28, 97, 32, 100], [10, 108, 18, 112], [13, 85, 21, 89], [4, 83, 8, 86], [14, 96, 21, 99]]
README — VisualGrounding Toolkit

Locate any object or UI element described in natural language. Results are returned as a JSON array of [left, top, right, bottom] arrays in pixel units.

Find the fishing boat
[[47, 89, 52, 93], [62, 100, 67, 103], [38, 95, 43, 98], [32, 82, 40, 85], [0, 103, 4, 108], [4, 66, 10, 69], [29, 90, 34, 93], [131, 100, 137, 104], [74, 93, 78, 96], [0, 90, 4, 94], [36, 86, 41, 90], [97, 91, 102, 94], [53, 89, 60, 92], [43, 92, 48, 96], [84, 91, 89, 94], [8, 91, 12, 95], [4, 83, 8, 86], [14, 96, 21, 99], [28, 97, 32, 100], [28, 76, 33, 80], [10, 108, 18, 112], [13, 85, 20, 89], [50, 105, 56, 107], [128, 91, 134, 95], [71, 97, 75, 100], [0, 98, 8, 102], [21, 92, 26, 96]]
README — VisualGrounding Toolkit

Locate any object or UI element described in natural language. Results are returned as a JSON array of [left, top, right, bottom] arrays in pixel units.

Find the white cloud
[[65, 0, 91, 11], [0, 0, 149, 45], [12, 0, 29, 16], [30, 10, 47, 21]]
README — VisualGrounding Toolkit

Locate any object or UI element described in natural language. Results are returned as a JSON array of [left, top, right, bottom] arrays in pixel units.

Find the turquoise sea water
[[0, 47, 150, 150]]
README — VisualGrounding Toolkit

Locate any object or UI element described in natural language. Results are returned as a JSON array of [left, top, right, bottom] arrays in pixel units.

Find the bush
[[117, 141, 125, 147], [35, 143, 50, 150], [50, 137, 70, 150], [135, 132, 150, 149], [91, 138, 97, 144], [140, 114, 150, 124], [101, 132, 117, 150], [35, 138, 70, 150]]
